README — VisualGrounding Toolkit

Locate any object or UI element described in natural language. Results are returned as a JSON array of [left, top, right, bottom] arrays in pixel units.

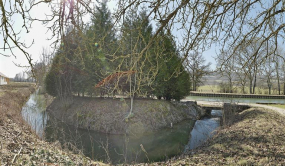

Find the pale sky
[[0, 1, 216, 78], [0, 2, 54, 78]]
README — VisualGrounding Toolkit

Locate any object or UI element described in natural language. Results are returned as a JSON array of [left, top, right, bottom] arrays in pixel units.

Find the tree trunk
[[229, 77, 232, 93], [192, 72, 195, 91], [278, 79, 281, 95], [249, 79, 253, 94], [283, 82, 285, 95], [267, 79, 271, 95], [253, 67, 257, 94], [130, 96, 133, 114], [253, 75, 256, 94], [276, 72, 280, 95]]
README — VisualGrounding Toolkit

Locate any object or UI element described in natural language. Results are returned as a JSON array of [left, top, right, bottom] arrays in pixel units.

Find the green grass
[[197, 85, 284, 95], [197, 85, 219, 92]]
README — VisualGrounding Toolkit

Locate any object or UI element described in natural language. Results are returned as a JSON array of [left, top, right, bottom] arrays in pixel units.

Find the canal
[[22, 90, 221, 164]]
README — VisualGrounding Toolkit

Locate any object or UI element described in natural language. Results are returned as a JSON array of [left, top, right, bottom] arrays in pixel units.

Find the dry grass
[[269, 104, 285, 109], [161, 108, 285, 165], [0, 83, 106, 165], [2, 82, 285, 165], [0, 91, 4, 97], [47, 97, 198, 134]]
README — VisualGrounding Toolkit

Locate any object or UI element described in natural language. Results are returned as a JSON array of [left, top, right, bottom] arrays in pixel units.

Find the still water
[[45, 117, 194, 163], [22, 89, 48, 137], [185, 111, 221, 151], [22, 91, 221, 164]]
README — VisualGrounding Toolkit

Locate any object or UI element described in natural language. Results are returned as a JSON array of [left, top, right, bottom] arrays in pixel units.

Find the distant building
[[0, 72, 9, 85]]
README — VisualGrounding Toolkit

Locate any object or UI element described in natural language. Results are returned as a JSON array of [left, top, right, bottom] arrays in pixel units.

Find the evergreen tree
[[45, 2, 118, 97], [45, 28, 79, 97], [152, 32, 191, 101], [117, 9, 155, 96], [83, 1, 118, 96]]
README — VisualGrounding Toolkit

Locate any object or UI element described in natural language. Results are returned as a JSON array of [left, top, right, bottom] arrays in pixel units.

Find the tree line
[[43, 2, 202, 101], [217, 39, 285, 95], [1, 1, 284, 85]]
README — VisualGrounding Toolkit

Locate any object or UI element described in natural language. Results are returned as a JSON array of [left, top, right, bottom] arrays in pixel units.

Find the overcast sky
[[0, 1, 216, 78]]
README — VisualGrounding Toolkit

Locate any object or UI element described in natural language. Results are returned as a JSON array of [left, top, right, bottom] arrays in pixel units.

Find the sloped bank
[[0, 83, 103, 165], [160, 107, 285, 165], [47, 97, 204, 134]]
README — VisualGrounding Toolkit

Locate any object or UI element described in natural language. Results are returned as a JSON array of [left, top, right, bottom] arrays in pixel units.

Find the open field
[[198, 85, 284, 95]]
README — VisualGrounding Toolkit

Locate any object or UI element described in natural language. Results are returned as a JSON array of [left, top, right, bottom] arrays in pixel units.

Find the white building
[[0, 72, 9, 85]]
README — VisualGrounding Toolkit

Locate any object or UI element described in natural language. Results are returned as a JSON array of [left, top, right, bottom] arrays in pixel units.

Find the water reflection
[[21, 90, 48, 138], [185, 118, 220, 151], [22, 90, 223, 164], [45, 116, 195, 164]]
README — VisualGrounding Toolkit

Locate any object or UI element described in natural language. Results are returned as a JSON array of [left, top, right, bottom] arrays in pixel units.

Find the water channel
[[22, 90, 221, 164], [186, 95, 285, 104]]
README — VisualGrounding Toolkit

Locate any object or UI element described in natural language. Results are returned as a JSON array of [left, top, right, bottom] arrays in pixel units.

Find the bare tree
[[237, 39, 266, 94], [272, 48, 285, 95], [234, 49, 248, 94], [263, 58, 274, 95], [186, 51, 211, 91], [2, 0, 285, 90], [216, 50, 236, 93], [33, 48, 54, 86], [282, 59, 285, 95], [113, 0, 285, 65], [0, 0, 40, 62], [0, 0, 96, 76]]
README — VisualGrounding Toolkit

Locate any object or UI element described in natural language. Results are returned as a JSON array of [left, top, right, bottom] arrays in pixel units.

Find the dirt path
[[248, 103, 285, 116]]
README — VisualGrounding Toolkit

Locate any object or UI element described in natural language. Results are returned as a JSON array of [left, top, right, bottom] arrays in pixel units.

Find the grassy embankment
[[269, 104, 285, 109], [159, 107, 285, 165], [47, 97, 200, 135], [2, 82, 285, 165], [0, 82, 105, 165]]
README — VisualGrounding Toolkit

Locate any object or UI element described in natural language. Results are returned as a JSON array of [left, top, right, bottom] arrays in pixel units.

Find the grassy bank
[[267, 104, 285, 109], [47, 97, 201, 135], [0, 83, 105, 165], [161, 107, 285, 165], [2, 83, 285, 165]]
